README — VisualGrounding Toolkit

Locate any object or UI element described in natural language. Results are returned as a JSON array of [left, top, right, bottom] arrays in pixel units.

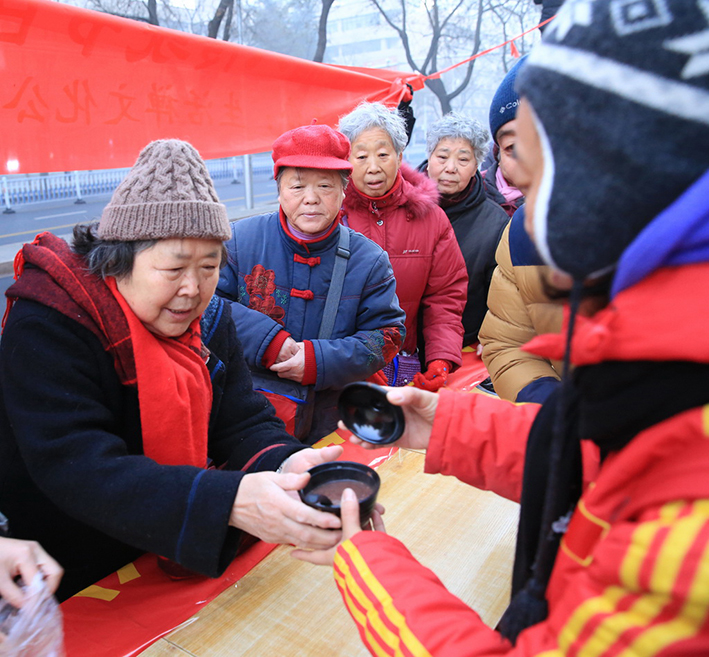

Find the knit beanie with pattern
[[99, 139, 230, 242], [517, 0, 709, 279]]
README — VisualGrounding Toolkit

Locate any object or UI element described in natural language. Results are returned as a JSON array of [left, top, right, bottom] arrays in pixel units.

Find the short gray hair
[[426, 113, 490, 167], [338, 102, 408, 155], [275, 167, 349, 192]]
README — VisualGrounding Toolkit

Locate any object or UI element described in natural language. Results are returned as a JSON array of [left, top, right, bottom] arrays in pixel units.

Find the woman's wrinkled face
[[427, 137, 477, 195], [278, 168, 345, 235], [116, 238, 223, 338], [348, 128, 402, 198]]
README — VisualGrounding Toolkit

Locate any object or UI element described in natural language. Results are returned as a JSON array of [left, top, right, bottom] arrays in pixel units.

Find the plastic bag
[[0, 573, 64, 656]]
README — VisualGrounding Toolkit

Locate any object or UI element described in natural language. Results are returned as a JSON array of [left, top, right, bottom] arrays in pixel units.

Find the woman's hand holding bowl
[[280, 445, 343, 476], [229, 470, 343, 550]]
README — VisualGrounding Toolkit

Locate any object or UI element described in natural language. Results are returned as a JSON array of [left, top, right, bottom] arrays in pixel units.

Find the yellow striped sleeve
[[557, 500, 709, 657], [335, 540, 432, 657], [620, 501, 684, 592], [334, 564, 398, 657], [619, 501, 709, 656]]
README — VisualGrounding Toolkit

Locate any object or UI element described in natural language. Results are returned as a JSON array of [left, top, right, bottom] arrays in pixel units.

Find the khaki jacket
[[478, 222, 563, 401]]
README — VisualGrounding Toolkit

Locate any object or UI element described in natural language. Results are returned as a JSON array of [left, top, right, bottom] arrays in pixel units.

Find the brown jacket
[[478, 222, 563, 402]]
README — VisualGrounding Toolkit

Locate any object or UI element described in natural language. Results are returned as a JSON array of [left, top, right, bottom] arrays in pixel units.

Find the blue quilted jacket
[[217, 211, 405, 440]]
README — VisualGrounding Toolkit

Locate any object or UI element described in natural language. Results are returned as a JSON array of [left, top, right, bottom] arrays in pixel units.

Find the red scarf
[[5, 233, 211, 468], [106, 277, 211, 468]]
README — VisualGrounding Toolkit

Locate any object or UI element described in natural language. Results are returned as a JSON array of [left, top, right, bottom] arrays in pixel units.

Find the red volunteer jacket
[[334, 262, 709, 656]]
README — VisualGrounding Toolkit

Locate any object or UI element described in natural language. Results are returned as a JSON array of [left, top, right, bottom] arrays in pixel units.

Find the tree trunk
[[222, 0, 234, 41], [208, 0, 234, 39], [146, 0, 159, 25], [313, 0, 336, 62], [424, 78, 452, 114]]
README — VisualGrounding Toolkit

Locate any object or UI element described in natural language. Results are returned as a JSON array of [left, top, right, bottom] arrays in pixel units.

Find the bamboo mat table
[[140, 449, 520, 656]]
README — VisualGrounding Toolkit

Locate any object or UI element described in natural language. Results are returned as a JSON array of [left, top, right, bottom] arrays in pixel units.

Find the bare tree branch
[[222, 0, 234, 41], [368, 0, 536, 114], [313, 0, 336, 63], [86, 0, 160, 25], [208, 0, 234, 39], [438, 0, 466, 31], [420, 2, 440, 73], [369, 0, 420, 74], [145, 0, 158, 24], [448, 0, 484, 100]]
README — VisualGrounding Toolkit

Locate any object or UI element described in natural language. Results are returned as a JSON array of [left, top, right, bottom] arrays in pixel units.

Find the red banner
[[1, 0, 420, 174]]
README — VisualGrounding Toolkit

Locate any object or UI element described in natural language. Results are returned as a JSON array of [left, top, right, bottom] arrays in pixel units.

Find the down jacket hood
[[343, 162, 440, 221]]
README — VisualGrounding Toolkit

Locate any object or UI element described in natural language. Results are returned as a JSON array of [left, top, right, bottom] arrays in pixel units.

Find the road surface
[[0, 173, 277, 248]]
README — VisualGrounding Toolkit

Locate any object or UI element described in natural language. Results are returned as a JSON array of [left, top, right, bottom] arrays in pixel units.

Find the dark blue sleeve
[[217, 226, 241, 302], [0, 302, 241, 578], [311, 249, 406, 391], [515, 376, 561, 404]]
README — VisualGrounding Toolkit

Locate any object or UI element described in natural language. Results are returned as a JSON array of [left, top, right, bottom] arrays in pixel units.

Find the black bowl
[[299, 461, 380, 526], [337, 381, 404, 445]]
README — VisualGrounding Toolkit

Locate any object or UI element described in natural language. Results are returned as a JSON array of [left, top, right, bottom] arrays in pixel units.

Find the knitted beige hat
[[99, 139, 230, 241]]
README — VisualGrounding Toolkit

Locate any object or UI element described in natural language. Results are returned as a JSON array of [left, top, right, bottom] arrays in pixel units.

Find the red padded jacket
[[334, 263, 709, 656], [342, 163, 467, 368]]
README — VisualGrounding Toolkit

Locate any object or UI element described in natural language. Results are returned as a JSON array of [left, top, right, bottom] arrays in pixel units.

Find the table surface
[[140, 450, 520, 657]]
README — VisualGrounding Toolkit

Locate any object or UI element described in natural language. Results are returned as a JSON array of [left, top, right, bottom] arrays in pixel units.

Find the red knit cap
[[272, 124, 352, 177]]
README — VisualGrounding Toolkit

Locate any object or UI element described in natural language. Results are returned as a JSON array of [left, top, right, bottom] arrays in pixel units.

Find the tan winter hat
[[99, 139, 230, 241]]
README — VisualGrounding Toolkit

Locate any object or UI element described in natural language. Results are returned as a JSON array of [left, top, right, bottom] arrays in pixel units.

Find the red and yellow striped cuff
[[334, 539, 432, 657]]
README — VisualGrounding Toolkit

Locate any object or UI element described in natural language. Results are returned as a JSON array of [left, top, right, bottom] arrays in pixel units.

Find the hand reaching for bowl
[[229, 470, 343, 550], [341, 386, 439, 452], [290, 489, 385, 566]]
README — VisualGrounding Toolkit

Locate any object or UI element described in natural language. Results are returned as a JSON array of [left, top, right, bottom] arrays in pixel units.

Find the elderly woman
[[217, 124, 405, 442], [0, 140, 344, 601], [338, 102, 467, 392], [423, 113, 509, 345]]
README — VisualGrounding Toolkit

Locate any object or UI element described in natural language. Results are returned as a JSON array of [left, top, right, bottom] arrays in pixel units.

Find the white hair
[[338, 102, 408, 155], [426, 112, 490, 166]]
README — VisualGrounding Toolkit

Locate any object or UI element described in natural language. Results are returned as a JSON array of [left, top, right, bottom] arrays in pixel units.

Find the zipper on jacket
[[369, 201, 383, 225]]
